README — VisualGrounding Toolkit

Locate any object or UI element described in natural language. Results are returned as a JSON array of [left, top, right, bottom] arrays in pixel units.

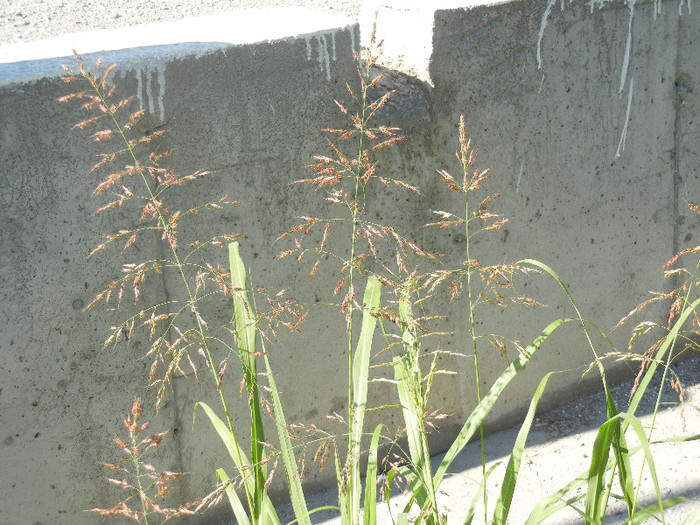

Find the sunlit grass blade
[[463, 463, 501, 525], [195, 401, 250, 476], [522, 259, 637, 522], [525, 473, 590, 525], [394, 289, 439, 524], [336, 439, 351, 523], [363, 424, 385, 525], [394, 357, 431, 516], [627, 296, 700, 420], [629, 497, 690, 525], [261, 347, 312, 525], [383, 468, 399, 515], [583, 410, 670, 525], [616, 412, 667, 523], [349, 276, 382, 523], [217, 468, 252, 525], [433, 318, 575, 489], [229, 241, 268, 522], [585, 415, 617, 524], [195, 401, 259, 519], [492, 371, 559, 525]]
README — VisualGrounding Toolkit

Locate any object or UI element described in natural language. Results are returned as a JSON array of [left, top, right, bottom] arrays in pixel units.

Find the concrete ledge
[[0, 8, 354, 85], [360, 0, 512, 83]]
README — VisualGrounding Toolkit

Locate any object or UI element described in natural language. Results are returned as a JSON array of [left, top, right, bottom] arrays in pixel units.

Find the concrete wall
[[0, 1, 697, 523]]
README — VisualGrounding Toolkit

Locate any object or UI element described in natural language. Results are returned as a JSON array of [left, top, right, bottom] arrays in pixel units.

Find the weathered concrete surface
[[0, 10, 360, 525], [0, 1, 698, 524], [367, 0, 698, 424]]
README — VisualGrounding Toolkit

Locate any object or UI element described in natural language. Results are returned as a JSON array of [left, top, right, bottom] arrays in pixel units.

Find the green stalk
[[342, 60, 371, 525], [463, 164, 488, 522], [229, 242, 268, 524], [395, 287, 439, 524]]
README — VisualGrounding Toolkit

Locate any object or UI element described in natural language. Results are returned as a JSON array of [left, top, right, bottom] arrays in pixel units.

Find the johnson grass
[[60, 31, 699, 525]]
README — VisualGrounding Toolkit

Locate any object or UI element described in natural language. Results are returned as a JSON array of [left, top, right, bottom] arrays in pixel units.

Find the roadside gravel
[[0, 0, 362, 46]]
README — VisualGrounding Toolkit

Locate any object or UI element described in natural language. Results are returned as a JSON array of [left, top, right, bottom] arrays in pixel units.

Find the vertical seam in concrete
[[156, 232, 187, 498], [672, 12, 682, 261]]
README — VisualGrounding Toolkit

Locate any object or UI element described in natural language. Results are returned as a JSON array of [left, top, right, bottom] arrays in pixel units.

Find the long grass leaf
[[524, 441, 666, 525], [433, 318, 574, 489], [363, 424, 385, 525], [262, 349, 312, 525], [617, 412, 666, 523], [522, 259, 636, 522], [394, 357, 431, 514], [629, 497, 690, 525], [492, 372, 558, 525], [194, 401, 250, 472], [463, 463, 501, 525], [585, 417, 617, 524], [627, 297, 700, 420], [229, 242, 268, 520], [350, 276, 381, 521], [217, 468, 252, 525], [394, 290, 439, 523]]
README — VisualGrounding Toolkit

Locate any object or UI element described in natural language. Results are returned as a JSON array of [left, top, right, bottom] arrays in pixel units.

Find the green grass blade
[[617, 412, 666, 523], [383, 469, 397, 507], [286, 506, 342, 525], [335, 439, 351, 524], [263, 497, 282, 525], [350, 276, 381, 522], [394, 290, 439, 524], [524, 440, 669, 525], [217, 468, 252, 525], [463, 463, 501, 525], [521, 259, 636, 523], [262, 350, 312, 525], [433, 318, 574, 489], [630, 497, 690, 525], [627, 297, 700, 420], [612, 419, 635, 517], [229, 242, 268, 521], [652, 433, 700, 444], [585, 417, 618, 524], [584, 410, 666, 525], [526, 488, 588, 525], [194, 401, 250, 472], [394, 355, 435, 519], [363, 424, 385, 525], [492, 372, 558, 525]]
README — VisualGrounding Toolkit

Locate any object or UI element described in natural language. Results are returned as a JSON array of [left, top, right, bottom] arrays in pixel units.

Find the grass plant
[[61, 27, 699, 525]]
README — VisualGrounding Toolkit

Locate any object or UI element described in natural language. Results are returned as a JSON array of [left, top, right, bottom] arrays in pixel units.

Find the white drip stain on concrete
[[618, 0, 634, 95], [537, 1, 687, 157], [536, 0, 557, 70], [304, 30, 338, 81], [678, 0, 692, 14], [516, 161, 524, 193], [349, 27, 357, 54], [135, 64, 166, 120], [616, 76, 634, 157]]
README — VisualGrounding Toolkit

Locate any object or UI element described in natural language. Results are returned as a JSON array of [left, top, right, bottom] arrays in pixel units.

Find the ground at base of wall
[[264, 353, 700, 525]]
